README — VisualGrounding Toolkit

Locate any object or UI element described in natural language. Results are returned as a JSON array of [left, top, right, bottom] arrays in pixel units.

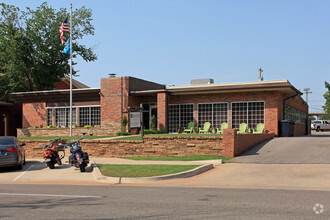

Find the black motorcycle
[[66, 134, 89, 172]]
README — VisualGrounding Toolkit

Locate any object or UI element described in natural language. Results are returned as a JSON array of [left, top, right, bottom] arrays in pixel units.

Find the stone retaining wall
[[20, 136, 223, 159], [17, 126, 117, 137]]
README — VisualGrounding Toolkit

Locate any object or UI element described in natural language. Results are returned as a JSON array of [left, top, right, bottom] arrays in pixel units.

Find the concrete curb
[[91, 162, 214, 184]]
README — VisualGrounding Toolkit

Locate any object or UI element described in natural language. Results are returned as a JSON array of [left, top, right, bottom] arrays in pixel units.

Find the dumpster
[[279, 120, 295, 137]]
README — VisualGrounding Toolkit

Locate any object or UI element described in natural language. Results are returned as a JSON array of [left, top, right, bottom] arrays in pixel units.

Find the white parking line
[[13, 165, 34, 182], [0, 192, 102, 199]]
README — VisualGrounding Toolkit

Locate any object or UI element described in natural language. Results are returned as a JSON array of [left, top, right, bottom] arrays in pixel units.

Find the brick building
[[12, 76, 308, 136]]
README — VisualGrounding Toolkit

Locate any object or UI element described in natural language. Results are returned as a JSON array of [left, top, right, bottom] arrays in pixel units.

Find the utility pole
[[258, 68, 263, 81], [303, 88, 312, 104]]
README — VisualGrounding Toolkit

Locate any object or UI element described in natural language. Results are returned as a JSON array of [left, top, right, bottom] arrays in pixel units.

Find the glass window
[[168, 104, 194, 133], [232, 102, 264, 129], [79, 106, 101, 126], [47, 109, 53, 126], [198, 103, 228, 128], [55, 108, 76, 127], [284, 105, 306, 124]]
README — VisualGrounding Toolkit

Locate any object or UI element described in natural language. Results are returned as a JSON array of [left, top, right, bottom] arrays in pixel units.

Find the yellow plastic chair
[[253, 123, 264, 134], [216, 122, 228, 134], [237, 123, 248, 134], [183, 122, 195, 133], [199, 122, 211, 133]]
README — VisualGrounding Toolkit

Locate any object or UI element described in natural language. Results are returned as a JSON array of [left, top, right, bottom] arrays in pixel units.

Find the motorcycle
[[41, 135, 65, 169], [66, 133, 89, 172]]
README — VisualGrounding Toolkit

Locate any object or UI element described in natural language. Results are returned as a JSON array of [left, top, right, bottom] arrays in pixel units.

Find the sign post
[[124, 106, 148, 140]]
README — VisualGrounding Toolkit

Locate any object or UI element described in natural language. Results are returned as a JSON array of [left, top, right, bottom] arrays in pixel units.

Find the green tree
[[0, 3, 97, 97], [323, 81, 330, 114]]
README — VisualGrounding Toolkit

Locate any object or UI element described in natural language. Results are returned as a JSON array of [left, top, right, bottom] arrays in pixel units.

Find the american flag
[[59, 16, 69, 44]]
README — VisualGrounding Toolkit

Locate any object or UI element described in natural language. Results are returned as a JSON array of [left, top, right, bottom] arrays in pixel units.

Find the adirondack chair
[[216, 122, 228, 134], [237, 123, 248, 134], [199, 122, 211, 133], [183, 122, 195, 133], [253, 123, 264, 134]]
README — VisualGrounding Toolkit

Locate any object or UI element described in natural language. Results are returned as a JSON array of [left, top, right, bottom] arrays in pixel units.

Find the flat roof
[[131, 80, 302, 97]]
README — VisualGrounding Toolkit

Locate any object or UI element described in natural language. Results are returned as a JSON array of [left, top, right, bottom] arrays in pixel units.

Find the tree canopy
[[323, 81, 330, 114], [0, 3, 97, 98]]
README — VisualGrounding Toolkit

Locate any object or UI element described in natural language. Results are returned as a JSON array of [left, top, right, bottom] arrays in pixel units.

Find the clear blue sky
[[3, 0, 330, 112]]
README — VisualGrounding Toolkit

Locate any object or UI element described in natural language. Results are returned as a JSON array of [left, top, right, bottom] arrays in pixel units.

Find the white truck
[[311, 120, 330, 132]]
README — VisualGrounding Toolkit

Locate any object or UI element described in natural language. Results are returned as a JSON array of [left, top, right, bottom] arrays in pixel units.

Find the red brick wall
[[22, 102, 47, 128], [283, 94, 308, 136], [222, 129, 274, 157], [157, 93, 168, 132], [100, 77, 130, 133], [168, 91, 281, 135]]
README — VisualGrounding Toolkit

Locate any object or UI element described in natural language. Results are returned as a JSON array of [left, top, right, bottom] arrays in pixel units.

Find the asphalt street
[[0, 184, 329, 219]]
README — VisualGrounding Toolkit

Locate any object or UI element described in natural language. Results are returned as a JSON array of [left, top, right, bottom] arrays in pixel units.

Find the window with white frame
[[232, 101, 264, 129], [198, 103, 228, 128], [47, 109, 53, 126], [79, 106, 100, 126], [55, 107, 76, 127], [48, 106, 100, 127], [168, 104, 194, 133]]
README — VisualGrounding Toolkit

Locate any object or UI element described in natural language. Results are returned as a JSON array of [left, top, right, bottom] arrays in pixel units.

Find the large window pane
[[79, 107, 90, 126], [198, 103, 228, 128], [232, 102, 264, 129], [47, 109, 53, 126], [168, 104, 194, 133]]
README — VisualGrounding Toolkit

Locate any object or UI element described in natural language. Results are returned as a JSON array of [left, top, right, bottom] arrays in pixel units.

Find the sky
[[2, 0, 330, 113]]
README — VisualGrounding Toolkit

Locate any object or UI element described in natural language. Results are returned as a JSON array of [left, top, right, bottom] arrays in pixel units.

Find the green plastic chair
[[183, 122, 195, 133], [237, 123, 248, 134], [253, 123, 264, 134], [199, 122, 211, 133], [216, 122, 228, 134]]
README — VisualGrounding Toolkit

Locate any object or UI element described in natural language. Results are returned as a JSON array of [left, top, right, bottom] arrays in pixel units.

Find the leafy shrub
[[84, 125, 92, 128], [121, 116, 128, 132], [116, 131, 131, 136], [150, 115, 157, 131], [143, 129, 164, 134]]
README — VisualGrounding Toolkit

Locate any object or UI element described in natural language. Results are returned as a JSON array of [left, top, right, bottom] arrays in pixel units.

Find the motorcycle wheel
[[79, 164, 86, 172], [47, 162, 55, 169]]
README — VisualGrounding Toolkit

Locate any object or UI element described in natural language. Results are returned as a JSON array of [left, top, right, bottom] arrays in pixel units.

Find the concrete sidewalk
[[131, 163, 330, 191], [91, 157, 222, 183]]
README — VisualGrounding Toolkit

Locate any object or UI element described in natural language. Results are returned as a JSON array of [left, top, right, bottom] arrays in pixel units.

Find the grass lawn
[[98, 164, 199, 177], [124, 155, 232, 163], [17, 135, 113, 142]]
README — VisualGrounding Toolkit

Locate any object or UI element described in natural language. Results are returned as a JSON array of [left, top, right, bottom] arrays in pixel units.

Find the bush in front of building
[[116, 131, 131, 136]]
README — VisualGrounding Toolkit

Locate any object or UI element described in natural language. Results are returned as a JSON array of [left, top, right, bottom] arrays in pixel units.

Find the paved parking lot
[[0, 159, 99, 185], [230, 131, 330, 164]]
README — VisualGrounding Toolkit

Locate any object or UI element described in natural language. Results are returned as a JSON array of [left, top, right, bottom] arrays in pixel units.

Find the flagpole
[[69, 3, 73, 137]]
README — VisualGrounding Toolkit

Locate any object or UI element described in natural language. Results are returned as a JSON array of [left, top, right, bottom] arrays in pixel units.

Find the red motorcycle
[[41, 135, 65, 169]]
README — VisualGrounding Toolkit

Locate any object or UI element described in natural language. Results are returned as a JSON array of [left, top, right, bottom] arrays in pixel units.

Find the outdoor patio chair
[[237, 123, 248, 134], [216, 122, 228, 134], [253, 123, 264, 134], [183, 122, 195, 133], [199, 122, 211, 133]]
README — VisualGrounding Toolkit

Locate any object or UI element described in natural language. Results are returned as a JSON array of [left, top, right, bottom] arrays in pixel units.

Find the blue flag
[[62, 38, 70, 54]]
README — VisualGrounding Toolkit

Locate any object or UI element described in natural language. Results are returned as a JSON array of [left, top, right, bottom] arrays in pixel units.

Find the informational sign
[[130, 112, 141, 128]]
